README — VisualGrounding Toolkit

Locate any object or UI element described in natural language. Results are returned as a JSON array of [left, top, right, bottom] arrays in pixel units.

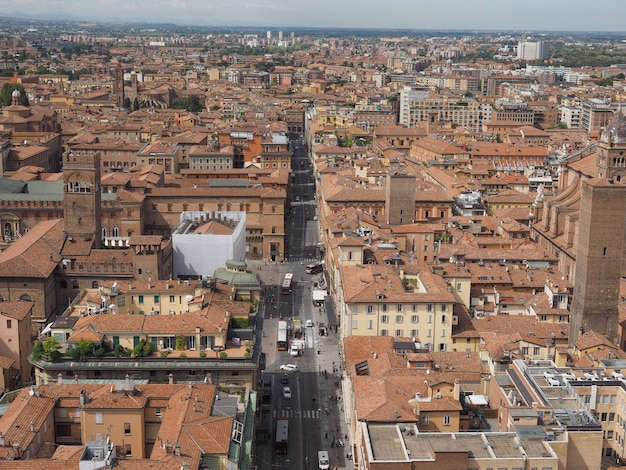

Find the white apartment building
[[399, 86, 429, 127], [517, 41, 548, 61], [560, 105, 582, 129]]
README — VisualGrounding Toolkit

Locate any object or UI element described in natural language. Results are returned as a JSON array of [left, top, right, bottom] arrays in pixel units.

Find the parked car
[[280, 364, 299, 372]]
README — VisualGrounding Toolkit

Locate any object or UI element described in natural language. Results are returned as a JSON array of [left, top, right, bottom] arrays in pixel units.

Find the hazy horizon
[[4, 0, 626, 32]]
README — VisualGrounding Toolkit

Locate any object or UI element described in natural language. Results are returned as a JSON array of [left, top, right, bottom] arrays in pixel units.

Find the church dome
[[601, 108, 626, 144], [11, 89, 20, 98]]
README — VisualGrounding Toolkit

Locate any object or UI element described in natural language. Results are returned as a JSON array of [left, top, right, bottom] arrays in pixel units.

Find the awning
[[465, 395, 489, 406], [312, 290, 327, 301], [41, 322, 53, 336]]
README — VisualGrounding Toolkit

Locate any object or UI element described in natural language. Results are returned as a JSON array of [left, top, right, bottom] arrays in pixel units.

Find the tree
[[173, 95, 204, 113], [71, 339, 94, 360], [123, 97, 131, 110], [133, 339, 153, 357], [32, 341, 44, 361], [0, 83, 29, 107], [132, 98, 139, 111], [42, 337, 60, 361]]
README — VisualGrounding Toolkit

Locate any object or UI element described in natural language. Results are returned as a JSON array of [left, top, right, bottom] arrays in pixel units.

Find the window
[[441, 329, 446, 337], [5, 320, 11, 329], [381, 329, 388, 336], [352, 320, 358, 330], [381, 315, 389, 323], [396, 315, 403, 323], [367, 320, 373, 330], [381, 304, 387, 312], [124, 423, 131, 435], [441, 315, 446, 323], [411, 315, 418, 323], [443, 415, 450, 426], [441, 304, 448, 312], [412, 304, 417, 312], [522, 346, 529, 355], [155, 408, 162, 417], [609, 412, 615, 422], [421, 415, 429, 425], [395, 329, 403, 337], [411, 329, 418, 337], [124, 444, 132, 456], [607, 430, 614, 440], [427, 315, 432, 324], [169, 295, 175, 303], [456, 283, 462, 291], [427, 329, 432, 337], [366, 305, 374, 314], [138, 295, 144, 304], [533, 347, 540, 355], [95, 412, 103, 424], [154, 295, 159, 303], [56, 424, 71, 437], [397, 304, 403, 312], [427, 304, 433, 312]]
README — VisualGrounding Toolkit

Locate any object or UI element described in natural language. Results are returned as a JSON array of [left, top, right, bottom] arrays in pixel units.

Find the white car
[[280, 364, 299, 372], [282, 386, 292, 399], [305, 319, 314, 328]]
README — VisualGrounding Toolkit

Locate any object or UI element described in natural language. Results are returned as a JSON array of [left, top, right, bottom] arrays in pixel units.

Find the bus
[[277, 320, 288, 351], [281, 272, 293, 295], [274, 417, 289, 454]]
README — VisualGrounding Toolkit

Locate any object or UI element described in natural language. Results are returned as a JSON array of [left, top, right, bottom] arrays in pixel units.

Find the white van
[[318, 450, 330, 470]]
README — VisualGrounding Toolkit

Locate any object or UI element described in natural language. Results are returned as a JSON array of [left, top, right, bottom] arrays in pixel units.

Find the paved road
[[252, 134, 351, 470]]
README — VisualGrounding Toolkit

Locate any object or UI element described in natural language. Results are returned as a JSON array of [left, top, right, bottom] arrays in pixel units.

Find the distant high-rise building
[[517, 41, 548, 61], [278, 31, 283, 41], [399, 86, 429, 127]]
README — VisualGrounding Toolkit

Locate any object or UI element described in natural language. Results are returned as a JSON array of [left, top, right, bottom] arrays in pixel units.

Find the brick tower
[[63, 151, 102, 248], [570, 178, 626, 344]]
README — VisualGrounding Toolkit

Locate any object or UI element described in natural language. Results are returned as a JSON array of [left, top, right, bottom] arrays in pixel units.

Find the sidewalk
[[316, 313, 352, 469]]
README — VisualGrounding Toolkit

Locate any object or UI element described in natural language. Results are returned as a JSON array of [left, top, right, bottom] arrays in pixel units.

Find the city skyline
[[5, 0, 626, 32]]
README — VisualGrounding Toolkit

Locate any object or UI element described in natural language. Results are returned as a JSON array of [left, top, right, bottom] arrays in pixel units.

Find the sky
[[6, 0, 626, 31]]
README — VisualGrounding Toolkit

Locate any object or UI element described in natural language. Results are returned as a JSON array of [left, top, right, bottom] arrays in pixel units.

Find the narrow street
[[252, 134, 351, 470]]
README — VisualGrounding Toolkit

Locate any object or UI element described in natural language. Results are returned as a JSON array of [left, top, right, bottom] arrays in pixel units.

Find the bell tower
[[596, 108, 626, 182], [63, 151, 102, 248]]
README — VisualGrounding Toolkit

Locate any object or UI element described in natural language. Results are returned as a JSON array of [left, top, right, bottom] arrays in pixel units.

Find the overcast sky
[[8, 0, 626, 31]]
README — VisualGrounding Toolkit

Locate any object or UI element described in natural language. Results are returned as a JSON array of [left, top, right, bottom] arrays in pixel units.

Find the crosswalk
[[288, 257, 320, 262], [273, 408, 321, 419]]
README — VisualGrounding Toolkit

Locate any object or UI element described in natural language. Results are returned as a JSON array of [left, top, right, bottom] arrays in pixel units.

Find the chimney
[[29, 422, 35, 433], [57, 373, 63, 385], [0, 432, 5, 446], [125, 373, 130, 385], [169, 373, 174, 385]]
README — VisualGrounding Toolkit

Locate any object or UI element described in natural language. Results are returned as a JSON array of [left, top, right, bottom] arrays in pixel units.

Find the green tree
[[32, 341, 44, 361], [173, 95, 204, 112], [42, 337, 60, 361], [0, 83, 29, 107], [133, 339, 153, 357], [132, 98, 140, 111], [71, 339, 94, 360], [123, 97, 131, 109]]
